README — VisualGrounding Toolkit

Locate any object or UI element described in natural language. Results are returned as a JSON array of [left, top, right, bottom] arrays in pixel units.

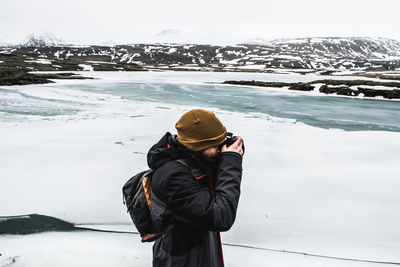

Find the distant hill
[[1, 36, 400, 72], [264, 37, 400, 59]]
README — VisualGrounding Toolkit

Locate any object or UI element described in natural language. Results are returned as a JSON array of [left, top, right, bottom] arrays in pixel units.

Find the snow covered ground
[[1, 72, 399, 266], [1, 230, 396, 267]]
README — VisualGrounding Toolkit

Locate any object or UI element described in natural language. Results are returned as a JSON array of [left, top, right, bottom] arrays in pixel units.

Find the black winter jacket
[[147, 132, 243, 267]]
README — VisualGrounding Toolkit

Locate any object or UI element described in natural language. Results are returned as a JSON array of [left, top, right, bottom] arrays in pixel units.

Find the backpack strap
[[176, 158, 206, 179], [142, 175, 153, 210], [176, 158, 189, 168]]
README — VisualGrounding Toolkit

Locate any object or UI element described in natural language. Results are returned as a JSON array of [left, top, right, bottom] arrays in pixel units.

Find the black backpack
[[122, 159, 188, 242]]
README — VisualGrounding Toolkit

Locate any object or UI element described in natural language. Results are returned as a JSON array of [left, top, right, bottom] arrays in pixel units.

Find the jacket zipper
[[208, 176, 225, 267]]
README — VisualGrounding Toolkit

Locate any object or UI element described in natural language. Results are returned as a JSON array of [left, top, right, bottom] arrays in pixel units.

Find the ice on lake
[[1, 71, 399, 266]]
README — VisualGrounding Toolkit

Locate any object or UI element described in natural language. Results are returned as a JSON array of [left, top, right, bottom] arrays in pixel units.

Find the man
[[147, 109, 243, 267]]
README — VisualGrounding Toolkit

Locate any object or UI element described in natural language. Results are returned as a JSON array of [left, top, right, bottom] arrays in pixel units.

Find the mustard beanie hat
[[175, 109, 227, 151]]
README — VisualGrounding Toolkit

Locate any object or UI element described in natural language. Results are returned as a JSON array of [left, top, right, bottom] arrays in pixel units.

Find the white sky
[[1, 0, 399, 45]]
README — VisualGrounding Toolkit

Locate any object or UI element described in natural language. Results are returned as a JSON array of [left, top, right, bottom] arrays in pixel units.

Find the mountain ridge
[[1, 36, 400, 72]]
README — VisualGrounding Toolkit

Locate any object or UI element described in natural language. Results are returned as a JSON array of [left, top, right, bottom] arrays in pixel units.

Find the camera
[[218, 132, 245, 153]]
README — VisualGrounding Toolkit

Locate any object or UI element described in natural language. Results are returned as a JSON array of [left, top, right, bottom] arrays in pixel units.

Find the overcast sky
[[1, 0, 399, 45]]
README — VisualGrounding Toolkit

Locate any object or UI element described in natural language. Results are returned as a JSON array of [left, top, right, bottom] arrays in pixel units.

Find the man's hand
[[221, 137, 244, 156]]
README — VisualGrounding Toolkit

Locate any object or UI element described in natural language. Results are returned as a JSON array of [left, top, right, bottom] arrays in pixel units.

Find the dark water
[[0, 214, 75, 234], [0, 214, 132, 235]]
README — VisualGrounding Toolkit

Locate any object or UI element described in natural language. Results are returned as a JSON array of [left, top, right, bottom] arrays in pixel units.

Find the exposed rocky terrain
[[1, 36, 400, 73], [223, 79, 400, 99], [1, 36, 400, 87]]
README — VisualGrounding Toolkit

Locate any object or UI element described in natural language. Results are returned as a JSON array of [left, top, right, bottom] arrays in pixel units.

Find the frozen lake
[[1, 71, 400, 131], [1, 71, 399, 266]]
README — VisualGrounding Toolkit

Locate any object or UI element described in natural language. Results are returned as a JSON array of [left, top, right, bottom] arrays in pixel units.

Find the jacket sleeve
[[165, 152, 242, 232]]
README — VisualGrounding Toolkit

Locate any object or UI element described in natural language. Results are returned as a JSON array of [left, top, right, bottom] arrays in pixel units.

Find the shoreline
[[0, 70, 93, 86], [222, 79, 400, 100]]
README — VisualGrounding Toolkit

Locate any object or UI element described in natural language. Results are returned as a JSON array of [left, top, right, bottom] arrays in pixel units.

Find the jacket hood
[[147, 132, 184, 169]]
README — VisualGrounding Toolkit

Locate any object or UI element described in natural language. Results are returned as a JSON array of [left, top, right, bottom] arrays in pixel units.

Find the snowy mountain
[[156, 29, 184, 39], [22, 33, 65, 47], [2, 37, 400, 72], [241, 37, 271, 45], [154, 29, 190, 44]]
